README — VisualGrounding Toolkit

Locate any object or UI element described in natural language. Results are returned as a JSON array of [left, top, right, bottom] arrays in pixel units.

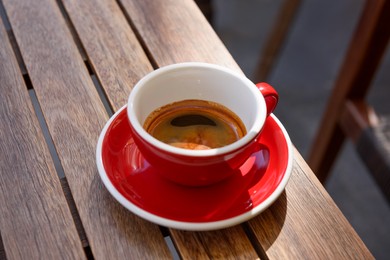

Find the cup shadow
[[245, 190, 288, 253]]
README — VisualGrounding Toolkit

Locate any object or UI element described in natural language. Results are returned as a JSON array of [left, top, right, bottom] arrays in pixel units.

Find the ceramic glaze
[[96, 106, 293, 230], [127, 62, 278, 186]]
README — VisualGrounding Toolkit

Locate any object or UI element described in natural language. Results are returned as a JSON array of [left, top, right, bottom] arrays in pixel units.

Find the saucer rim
[[96, 105, 293, 231]]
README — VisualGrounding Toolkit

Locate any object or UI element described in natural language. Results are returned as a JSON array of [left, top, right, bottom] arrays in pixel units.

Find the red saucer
[[97, 106, 292, 230]]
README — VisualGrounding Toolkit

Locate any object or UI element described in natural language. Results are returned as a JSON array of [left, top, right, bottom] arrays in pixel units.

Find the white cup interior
[[128, 62, 267, 156]]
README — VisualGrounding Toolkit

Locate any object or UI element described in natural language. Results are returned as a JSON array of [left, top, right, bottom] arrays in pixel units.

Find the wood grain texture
[[248, 148, 373, 259], [122, 0, 373, 258], [1, 0, 373, 257], [170, 226, 259, 259], [118, 0, 263, 258], [63, 0, 259, 257], [62, 0, 153, 111], [2, 0, 171, 258], [0, 19, 85, 259], [119, 0, 241, 70]]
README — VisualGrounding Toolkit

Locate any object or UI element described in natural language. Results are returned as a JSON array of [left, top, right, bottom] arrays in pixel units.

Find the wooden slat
[[119, 0, 240, 70], [61, 0, 153, 111], [121, 0, 373, 258], [2, 0, 171, 258], [117, 0, 262, 257], [248, 148, 373, 259], [61, 0, 256, 257], [60, 178, 89, 247], [170, 227, 259, 259], [0, 234, 6, 260], [0, 18, 85, 259]]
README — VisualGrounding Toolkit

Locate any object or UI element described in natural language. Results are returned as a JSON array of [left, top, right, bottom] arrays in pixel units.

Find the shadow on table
[[245, 190, 287, 255]]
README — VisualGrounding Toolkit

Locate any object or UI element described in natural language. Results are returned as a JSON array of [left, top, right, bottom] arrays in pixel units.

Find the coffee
[[143, 100, 246, 150]]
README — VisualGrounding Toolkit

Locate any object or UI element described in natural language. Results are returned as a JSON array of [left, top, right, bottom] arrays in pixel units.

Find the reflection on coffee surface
[[143, 100, 246, 150]]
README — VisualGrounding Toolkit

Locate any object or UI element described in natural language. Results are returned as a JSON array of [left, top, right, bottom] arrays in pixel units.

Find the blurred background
[[198, 0, 390, 258]]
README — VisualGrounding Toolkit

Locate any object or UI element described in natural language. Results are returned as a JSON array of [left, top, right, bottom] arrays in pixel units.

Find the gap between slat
[[2, 0, 164, 258], [0, 0, 27, 76], [84, 60, 94, 75], [57, 2, 258, 259], [0, 232, 7, 260], [91, 74, 114, 117], [29, 90, 91, 257], [60, 178, 89, 248], [1, 1, 266, 259], [0, 0, 10, 30], [115, 0, 159, 69], [54, 0, 114, 117], [55, 0, 87, 61], [242, 222, 269, 260], [83, 246, 94, 260], [159, 227, 181, 260], [1, 1, 91, 256], [29, 90, 66, 178], [7, 30, 27, 76], [51, 1, 181, 258]]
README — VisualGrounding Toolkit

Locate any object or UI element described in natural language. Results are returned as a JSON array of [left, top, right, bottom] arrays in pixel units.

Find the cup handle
[[256, 82, 278, 116]]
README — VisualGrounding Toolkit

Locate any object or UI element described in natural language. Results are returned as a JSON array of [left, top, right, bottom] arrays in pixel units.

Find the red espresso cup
[[127, 62, 278, 186]]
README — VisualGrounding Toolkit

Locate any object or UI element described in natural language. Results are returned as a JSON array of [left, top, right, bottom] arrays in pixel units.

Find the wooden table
[[0, 0, 373, 259]]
